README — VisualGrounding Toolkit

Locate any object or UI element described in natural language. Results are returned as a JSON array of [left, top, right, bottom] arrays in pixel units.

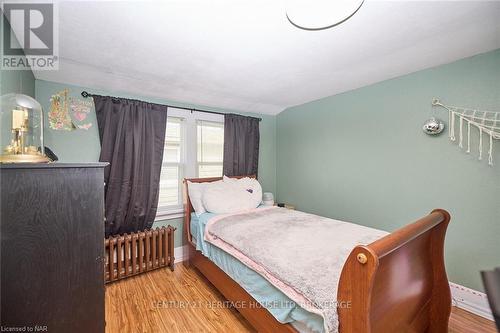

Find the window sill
[[155, 209, 184, 221]]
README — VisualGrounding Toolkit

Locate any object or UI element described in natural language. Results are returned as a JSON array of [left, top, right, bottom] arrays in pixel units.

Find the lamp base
[[0, 154, 51, 163]]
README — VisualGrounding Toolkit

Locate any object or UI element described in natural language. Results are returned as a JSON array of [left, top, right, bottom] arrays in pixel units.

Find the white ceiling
[[27, 0, 500, 115]]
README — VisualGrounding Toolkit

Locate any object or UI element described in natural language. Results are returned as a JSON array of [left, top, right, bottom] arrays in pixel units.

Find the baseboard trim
[[174, 245, 189, 264], [450, 282, 493, 321]]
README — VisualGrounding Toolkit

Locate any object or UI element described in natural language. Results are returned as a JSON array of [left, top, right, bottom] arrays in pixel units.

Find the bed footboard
[[337, 209, 451, 333]]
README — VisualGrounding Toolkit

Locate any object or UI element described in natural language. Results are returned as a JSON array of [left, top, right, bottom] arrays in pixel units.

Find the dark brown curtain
[[223, 114, 260, 177], [94, 95, 167, 237]]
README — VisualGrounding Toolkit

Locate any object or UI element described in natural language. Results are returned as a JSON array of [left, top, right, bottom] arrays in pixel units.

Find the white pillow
[[222, 175, 253, 187], [187, 180, 222, 216], [203, 178, 262, 214], [223, 175, 237, 184]]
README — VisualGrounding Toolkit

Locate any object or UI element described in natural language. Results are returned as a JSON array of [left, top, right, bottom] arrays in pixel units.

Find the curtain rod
[[81, 91, 262, 121]]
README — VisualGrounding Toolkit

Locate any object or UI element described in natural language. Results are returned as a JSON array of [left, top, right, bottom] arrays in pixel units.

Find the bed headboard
[[182, 175, 256, 246]]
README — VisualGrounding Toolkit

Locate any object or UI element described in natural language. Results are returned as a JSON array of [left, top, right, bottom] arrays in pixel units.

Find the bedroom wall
[[276, 49, 500, 292], [0, 66, 35, 97], [0, 17, 35, 97], [35, 79, 277, 247], [0, 18, 36, 148]]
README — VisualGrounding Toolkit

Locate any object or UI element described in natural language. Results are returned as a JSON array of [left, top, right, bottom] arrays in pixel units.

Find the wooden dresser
[[0, 163, 107, 333]]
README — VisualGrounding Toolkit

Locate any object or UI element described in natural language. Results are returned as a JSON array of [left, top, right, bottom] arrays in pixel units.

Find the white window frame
[[155, 108, 224, 220], [155, 115, 186, 219], [196, 119, 224, 178]]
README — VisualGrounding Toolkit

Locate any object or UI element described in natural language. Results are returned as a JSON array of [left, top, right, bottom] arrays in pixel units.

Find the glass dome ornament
[[0, 93, 50, 163]]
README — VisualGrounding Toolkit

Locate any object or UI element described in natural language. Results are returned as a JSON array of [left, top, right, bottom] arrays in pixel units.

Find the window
[[156, 109, 224, 218], [157, 117, 184, 215], [197, 120, 224, 178]]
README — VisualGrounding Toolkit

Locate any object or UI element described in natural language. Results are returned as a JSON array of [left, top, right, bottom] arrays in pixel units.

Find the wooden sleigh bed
[[182, 176, 452, 333]]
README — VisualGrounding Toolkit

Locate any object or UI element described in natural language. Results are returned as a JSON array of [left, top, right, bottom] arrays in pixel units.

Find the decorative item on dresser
[[0, 94, 51, 163], [0, 163, 107, 333], [104, 226, 176, 283]]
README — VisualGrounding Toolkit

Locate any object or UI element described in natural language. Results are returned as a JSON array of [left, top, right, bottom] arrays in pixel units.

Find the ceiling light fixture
[[286, 0, 364, 31]]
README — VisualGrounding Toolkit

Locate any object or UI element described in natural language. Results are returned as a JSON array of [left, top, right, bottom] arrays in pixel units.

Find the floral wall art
[[48, 88, 93, 131]]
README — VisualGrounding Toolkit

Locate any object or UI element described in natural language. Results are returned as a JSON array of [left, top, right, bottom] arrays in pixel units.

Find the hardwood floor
[[449, 307, 497, 333], [105, 264, 254, 332], [105, 264, 497, 333]]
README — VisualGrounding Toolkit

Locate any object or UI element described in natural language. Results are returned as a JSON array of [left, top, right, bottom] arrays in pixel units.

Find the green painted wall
[[35, 81, 101, 162], [1, 18, 36, 148], [0, 17, 35, 97], [276, 49, 500, 291], [0, 66, 35, 97], [35, 79, 276, 247]]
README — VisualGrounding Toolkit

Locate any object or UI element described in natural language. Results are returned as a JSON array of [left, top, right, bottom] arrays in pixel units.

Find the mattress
[[190, 211, 324, 333]]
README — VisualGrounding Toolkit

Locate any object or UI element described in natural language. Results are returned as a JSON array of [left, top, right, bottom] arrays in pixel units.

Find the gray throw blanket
[[205, 207, 388, 333]]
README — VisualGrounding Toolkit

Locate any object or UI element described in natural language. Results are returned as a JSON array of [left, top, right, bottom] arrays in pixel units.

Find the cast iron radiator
[[104, 226, 176, 283]]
